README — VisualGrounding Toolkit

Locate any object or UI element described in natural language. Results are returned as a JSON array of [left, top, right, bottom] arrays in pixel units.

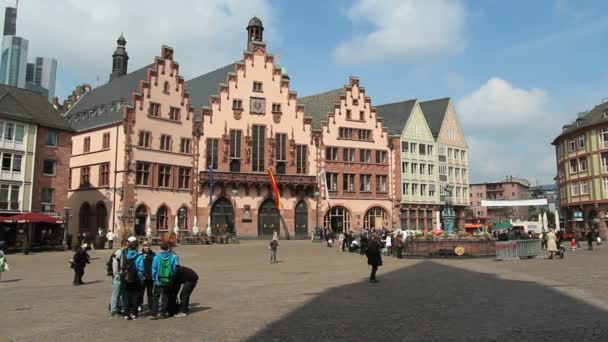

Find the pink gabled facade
[[469, 176, 530, 222]]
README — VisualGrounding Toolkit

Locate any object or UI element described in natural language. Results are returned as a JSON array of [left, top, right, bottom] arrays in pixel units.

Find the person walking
[[269, 237, 278, 264], [137, 241, 156, 313], [365, 235, 382, 283], [174, 265, 199, 317], [385, 233, 393, 256], [574, 228, 582, 248], [338, 231, 345, 252], [110, 239, 129, 318], [70, 244, 90, 285], [151, 241, 179, 320], [395, 233, 404, 259], [121, 238, 142, 320], [0, 247, 9, 282], [547, 228, 558, 259], [586, 228, 594, 250], [541, 230, 548, 250], [106, 230, 115, 249]]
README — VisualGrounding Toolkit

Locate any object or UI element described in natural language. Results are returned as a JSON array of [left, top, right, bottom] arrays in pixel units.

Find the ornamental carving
[[222, 134, 230, 162], [268, 137, 275, 165], [250, 97, 266, 115], [233, 109, 242, 120], [273, 112, 281, 124], [245, 135, 252, 164]]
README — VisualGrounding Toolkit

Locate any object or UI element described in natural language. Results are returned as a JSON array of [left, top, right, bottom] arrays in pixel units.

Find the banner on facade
[[481, 199, 548, 207], [267, 168, 282, 209]]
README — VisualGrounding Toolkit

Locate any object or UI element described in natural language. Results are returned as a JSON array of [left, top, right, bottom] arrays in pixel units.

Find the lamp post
[[314, 191, 320, 230], [231, 188, 239, 237], [63, 207, 71, 251]]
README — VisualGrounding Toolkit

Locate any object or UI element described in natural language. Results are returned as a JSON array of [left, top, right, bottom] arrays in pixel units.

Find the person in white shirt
[[106, 231, 116, 249]]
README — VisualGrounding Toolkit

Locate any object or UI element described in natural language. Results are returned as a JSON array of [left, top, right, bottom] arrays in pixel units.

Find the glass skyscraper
[[0, 35, 28, 88]]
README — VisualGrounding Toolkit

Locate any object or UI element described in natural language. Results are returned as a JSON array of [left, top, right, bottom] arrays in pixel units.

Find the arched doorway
[[324, 206, 351, 233], [364, 206, 388, 230], [294, 200, 308, 239], [79, 202, 91, 234], [258, 198, 280, 238], [211, 198, 234, 234], [96, 202, 108, 231], [177, 206, 189, 231], [134, 205, 147, 236]]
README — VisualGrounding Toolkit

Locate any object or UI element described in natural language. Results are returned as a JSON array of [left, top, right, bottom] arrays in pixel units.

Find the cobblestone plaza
[[2, 241, 608, 341]]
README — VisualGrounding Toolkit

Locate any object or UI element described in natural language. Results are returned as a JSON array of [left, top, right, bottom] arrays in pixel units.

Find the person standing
[[541, 230, 548, 250], [151, 241, 179, 320], [110, 239, 129, 318], [106, 230, 115, 249], [547, 228, 558, 259], [174, 265, 199, 317], [0, 247, 9, 282], [121, 238, 142, 320], [385, 233, 393, 256], [586, 228, 594, 250], [338, 231, 345, 252], [269, 237, 279, 264], [395, 233, 404, 259], [70, 244, 90, 285], [574, 228, 582, 248], [137, 241, 156, 312], [365, 235, 382, 283]]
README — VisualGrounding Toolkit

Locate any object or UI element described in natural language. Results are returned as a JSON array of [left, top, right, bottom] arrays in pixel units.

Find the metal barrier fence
[[495, 239, 542, 260]]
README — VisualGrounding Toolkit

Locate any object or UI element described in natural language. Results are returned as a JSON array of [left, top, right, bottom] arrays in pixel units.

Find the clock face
[[250, 97, 265, 114]]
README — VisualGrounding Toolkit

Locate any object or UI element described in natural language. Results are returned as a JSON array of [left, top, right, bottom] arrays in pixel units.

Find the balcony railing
[[199, 171, 316, 188]]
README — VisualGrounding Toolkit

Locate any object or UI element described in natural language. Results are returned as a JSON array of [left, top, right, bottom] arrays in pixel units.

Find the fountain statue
[[442, 185, 456, 234]]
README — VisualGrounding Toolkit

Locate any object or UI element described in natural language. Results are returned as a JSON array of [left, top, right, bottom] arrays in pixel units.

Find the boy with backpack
[[121, 238, 142, 320], [136, 241, 155, 313], [151, 241, 179, 320]]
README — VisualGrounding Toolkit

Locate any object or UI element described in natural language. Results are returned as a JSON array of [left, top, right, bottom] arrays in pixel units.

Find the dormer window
[[149, 102, 160, 117], [272, 103, 282, 113], [163, 81, 170, 94], [233, 99, 243, 109], [253, 81, 263, 92], [603, 110, 608, 118]]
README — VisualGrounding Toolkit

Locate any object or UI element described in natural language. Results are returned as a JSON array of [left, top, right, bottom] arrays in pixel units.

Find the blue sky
[[10, 0, 608, 185]]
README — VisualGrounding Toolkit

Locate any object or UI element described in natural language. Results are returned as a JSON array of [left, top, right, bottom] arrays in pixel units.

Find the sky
[[6, 0, 608, 185]]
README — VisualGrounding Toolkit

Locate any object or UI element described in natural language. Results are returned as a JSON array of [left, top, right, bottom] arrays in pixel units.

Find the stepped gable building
[[419, 98, 469, 229], [194, 17, 317, 239], [553, 101, 608, 239], [299, 79, 396, 232], [377, 99, 441, 230], [0, 84, 72, 248]]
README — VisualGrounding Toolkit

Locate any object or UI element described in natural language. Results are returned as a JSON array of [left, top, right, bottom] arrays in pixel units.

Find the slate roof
[[419, 97, 450, 138], [375, 99, 417, 137], [555, 101, 608, 143], [185, 63, 236, 118], [64, 64, 151, 132], [297, 89, 344, 131], [0, 84, 72, 130]]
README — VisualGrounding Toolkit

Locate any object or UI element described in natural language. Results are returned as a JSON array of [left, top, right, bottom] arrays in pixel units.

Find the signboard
[[374, 217, 383, 229], [573, 211, 583, 222]]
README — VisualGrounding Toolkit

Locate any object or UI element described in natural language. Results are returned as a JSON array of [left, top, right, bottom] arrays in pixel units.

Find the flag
[[208, 165, 214, 206], [320, 169, 331, 208], [267, 168, 282, 209]]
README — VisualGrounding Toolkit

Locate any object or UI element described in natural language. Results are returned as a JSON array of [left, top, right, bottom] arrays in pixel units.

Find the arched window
[[96, 202, 108, 230], [79, 202, 91, 232], [364, 207, 388, 230], [323, 206, 351, 232], [157, 206, 169, 231], [134, 205, 148, 236]]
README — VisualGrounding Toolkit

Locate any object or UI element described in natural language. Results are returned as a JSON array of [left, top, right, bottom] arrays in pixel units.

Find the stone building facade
[[469, 177, 530, 222]]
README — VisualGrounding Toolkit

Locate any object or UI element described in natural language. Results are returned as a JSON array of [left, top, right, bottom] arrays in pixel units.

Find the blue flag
[[208, 165, 214, 206]]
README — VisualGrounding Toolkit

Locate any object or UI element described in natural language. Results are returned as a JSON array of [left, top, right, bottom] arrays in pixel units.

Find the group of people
[[108, 238, 198, 320]]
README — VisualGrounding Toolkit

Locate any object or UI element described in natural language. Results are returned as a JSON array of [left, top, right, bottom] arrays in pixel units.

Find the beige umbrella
[[543, 212, 548, 230], [555, 210, 561, 231]]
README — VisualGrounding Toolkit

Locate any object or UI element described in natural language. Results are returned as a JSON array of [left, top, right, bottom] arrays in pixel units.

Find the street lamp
[[314, 191, 320, 231], [231, 188, 239, 236], [63, 207, 71, 251]]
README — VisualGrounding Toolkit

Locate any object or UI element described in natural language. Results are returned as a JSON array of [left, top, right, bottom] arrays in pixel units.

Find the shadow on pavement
[[246, 261, 608, 341], [0, 278, 21, 283]]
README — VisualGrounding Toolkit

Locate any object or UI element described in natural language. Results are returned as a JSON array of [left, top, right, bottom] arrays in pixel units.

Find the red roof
[[1, 212, 64, 224]]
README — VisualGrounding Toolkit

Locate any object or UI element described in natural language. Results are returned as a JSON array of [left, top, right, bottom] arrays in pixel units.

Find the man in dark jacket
[[174, 265, 199, 317], [71, 245, 90, 285], [365, 235, 382, 283], [137, 241, 155, 312]]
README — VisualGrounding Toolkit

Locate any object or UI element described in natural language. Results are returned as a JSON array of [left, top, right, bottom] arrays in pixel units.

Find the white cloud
[[333, 0, 466, 65], [459, 78, 557, 184], [457, 78, 548, 129], [15, 0, 276, 98]]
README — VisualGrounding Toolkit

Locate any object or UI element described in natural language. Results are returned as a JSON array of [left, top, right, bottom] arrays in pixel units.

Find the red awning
[[1, 212, 64, 224]]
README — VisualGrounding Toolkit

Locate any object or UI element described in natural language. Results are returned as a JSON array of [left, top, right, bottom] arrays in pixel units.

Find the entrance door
[[294, 200, 308, 239], [210, 198, 235, 234], [134, 205, 147, 236], [258, 199, 280, 238], [324, 206, 351, 233]]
